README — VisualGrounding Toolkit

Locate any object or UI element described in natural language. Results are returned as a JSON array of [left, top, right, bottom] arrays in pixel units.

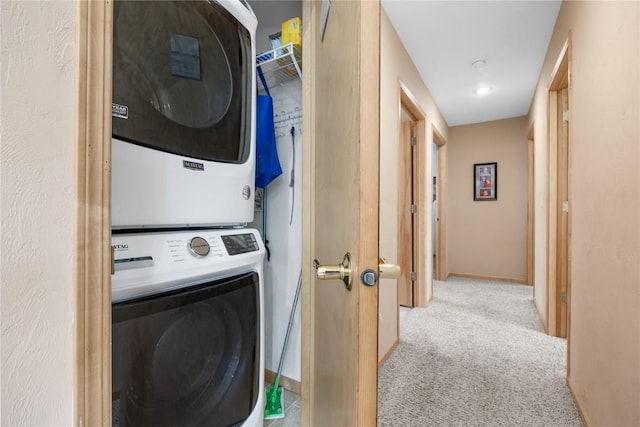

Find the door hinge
[[410, 204, 417, 214], [410, 271, 417, 281], [562, 201, 569, 213], [562, 291, 567, 303], [562, 110, 569, 122], [410, 136, 417, 146]]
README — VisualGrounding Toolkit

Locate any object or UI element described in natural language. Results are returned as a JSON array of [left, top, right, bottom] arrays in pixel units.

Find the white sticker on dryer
[[112, 103, 128, 119]]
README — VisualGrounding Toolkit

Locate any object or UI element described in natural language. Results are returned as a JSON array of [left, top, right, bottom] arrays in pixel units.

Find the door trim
[[546, 34, 572, 344], [300, 0, 315, 423], [75, 1, 113, 425], [527, 124, 535, 286], [398, 82, 427, 308], [433, 126, 447, 282]]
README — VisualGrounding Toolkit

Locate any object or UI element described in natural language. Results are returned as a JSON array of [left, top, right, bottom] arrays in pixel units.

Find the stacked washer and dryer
[[110, 1, 265, 426]]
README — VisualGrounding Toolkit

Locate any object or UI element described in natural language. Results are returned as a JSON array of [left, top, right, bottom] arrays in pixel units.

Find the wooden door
[[556, 88, 569, 337], [301, 0, 380, 425], [433, 128, 447, 281], [527, 127, 535, 286], [398, 120, 414, 307]]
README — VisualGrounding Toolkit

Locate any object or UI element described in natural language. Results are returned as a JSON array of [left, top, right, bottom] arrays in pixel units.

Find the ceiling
[[249, 1, 561, 127], [382, 0, 561, 126]]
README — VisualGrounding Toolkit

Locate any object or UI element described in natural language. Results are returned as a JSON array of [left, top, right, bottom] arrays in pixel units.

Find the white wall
[[0, 1, 77, 425], [248, 0, 303, 385], [250, 79, 303, 382]]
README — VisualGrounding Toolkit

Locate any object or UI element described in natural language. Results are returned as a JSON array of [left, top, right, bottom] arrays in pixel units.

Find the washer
[[111, 229, 265, 427]]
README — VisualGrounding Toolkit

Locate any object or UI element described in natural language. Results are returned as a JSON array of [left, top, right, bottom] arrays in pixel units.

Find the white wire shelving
[[256, 42, 302, 92]]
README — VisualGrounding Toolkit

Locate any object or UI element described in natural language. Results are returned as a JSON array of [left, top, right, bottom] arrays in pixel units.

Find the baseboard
[[378, 337, 399, 368], [264, 369, 301, 395], [448, 272, 528, 285], [567, 376, 592, 427]]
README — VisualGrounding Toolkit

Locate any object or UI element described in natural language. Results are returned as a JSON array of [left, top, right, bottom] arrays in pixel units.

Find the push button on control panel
[[187, 236, 210, 258]]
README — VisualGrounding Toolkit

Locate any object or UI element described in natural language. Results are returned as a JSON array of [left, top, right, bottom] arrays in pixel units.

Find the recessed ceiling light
[[474, 86, 492, 96], [472, 59, 487, 70]]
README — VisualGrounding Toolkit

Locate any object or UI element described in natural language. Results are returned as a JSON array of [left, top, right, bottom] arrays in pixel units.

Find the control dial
[[187, 237, 210, 258]]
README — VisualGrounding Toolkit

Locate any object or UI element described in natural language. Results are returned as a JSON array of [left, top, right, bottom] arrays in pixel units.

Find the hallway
[[378, 278, 581, 426]]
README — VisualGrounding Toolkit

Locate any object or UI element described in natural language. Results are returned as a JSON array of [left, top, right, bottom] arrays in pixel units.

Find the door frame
[[432, 126, 447, 282], [398, 82, 427, 307], [546, 34, 572, 342], [75, 1, 113, 425]]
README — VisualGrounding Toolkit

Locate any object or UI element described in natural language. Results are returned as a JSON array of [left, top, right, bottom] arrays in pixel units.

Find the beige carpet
[[378, 277, 582, 427]]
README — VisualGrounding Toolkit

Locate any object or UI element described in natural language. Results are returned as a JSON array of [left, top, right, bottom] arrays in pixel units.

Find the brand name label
[[112, 103, 128, 119], [183, 160, 204, 171], [112, 244, 129, 251]]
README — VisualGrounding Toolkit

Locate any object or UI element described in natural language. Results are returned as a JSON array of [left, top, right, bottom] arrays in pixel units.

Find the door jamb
[[75, 1, 113, 425], [399, 81, 427, 307], [432, 126, 447, 282]]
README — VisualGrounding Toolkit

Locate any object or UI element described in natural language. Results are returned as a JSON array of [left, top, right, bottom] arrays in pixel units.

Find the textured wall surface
[[448, 117, 529, 282], [379, 10, 449, 362], [1, 1, 77, 424], [528, 1, 640, 425]]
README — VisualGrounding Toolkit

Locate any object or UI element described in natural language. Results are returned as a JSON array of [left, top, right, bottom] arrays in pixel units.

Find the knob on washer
[[188, 237, 210, 257]]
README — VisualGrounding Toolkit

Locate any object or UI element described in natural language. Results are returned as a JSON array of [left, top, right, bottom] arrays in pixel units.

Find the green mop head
[[264, 384, 285, 420]]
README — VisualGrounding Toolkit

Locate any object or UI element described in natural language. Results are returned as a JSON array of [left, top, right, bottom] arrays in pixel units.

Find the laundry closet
[[248, 0, 304, 397], [109, 1, 303, 426]]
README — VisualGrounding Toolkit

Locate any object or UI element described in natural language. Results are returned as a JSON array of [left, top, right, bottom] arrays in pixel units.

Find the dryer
[[111, 0, 258, 229]]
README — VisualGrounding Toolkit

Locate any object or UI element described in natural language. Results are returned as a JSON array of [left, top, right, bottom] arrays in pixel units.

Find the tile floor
[[263, 385, 301, 427]]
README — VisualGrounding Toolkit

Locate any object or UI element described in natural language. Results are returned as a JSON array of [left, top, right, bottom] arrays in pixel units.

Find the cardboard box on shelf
[[281, 17, 301, 50]]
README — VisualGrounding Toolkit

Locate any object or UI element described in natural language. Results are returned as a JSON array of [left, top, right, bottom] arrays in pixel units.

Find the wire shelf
[[256, 42, 302, 92]]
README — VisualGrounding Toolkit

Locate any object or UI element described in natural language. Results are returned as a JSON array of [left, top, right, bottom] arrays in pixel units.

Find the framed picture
[[474, 162, 497, 201]]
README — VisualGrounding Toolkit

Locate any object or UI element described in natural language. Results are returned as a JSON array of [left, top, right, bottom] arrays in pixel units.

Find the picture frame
[[474, 162, 497, 201]]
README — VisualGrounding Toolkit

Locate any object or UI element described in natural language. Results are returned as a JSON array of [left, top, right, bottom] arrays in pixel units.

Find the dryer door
[[112, 271, 259, 427], [112, 0, 252, 163]]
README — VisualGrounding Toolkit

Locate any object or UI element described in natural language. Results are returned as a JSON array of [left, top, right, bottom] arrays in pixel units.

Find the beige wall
[[447, 117, 529, 282], [0, 1, 77, 425], [528, 1, 640, 425], [379, 10, 448, 363]]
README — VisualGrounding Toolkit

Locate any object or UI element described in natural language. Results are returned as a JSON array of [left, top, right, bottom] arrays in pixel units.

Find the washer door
[[112, 0, 252, 163], [112, 272, 259, 427]]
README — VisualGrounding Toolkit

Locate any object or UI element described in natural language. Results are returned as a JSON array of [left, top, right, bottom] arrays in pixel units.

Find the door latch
[[314, 253, 352, 291]]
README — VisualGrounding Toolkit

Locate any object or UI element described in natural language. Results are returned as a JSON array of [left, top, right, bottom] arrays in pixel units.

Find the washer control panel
[[111, 228, 264, 303], [221, 233, 260, 255]]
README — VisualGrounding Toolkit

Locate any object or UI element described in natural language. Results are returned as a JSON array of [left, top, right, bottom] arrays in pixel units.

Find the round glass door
[[114, 1, 232, 129]]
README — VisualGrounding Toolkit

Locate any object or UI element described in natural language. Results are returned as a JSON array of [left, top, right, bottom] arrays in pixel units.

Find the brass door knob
[[379, 257, 401, 279], [313, 253, 352, 291]]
